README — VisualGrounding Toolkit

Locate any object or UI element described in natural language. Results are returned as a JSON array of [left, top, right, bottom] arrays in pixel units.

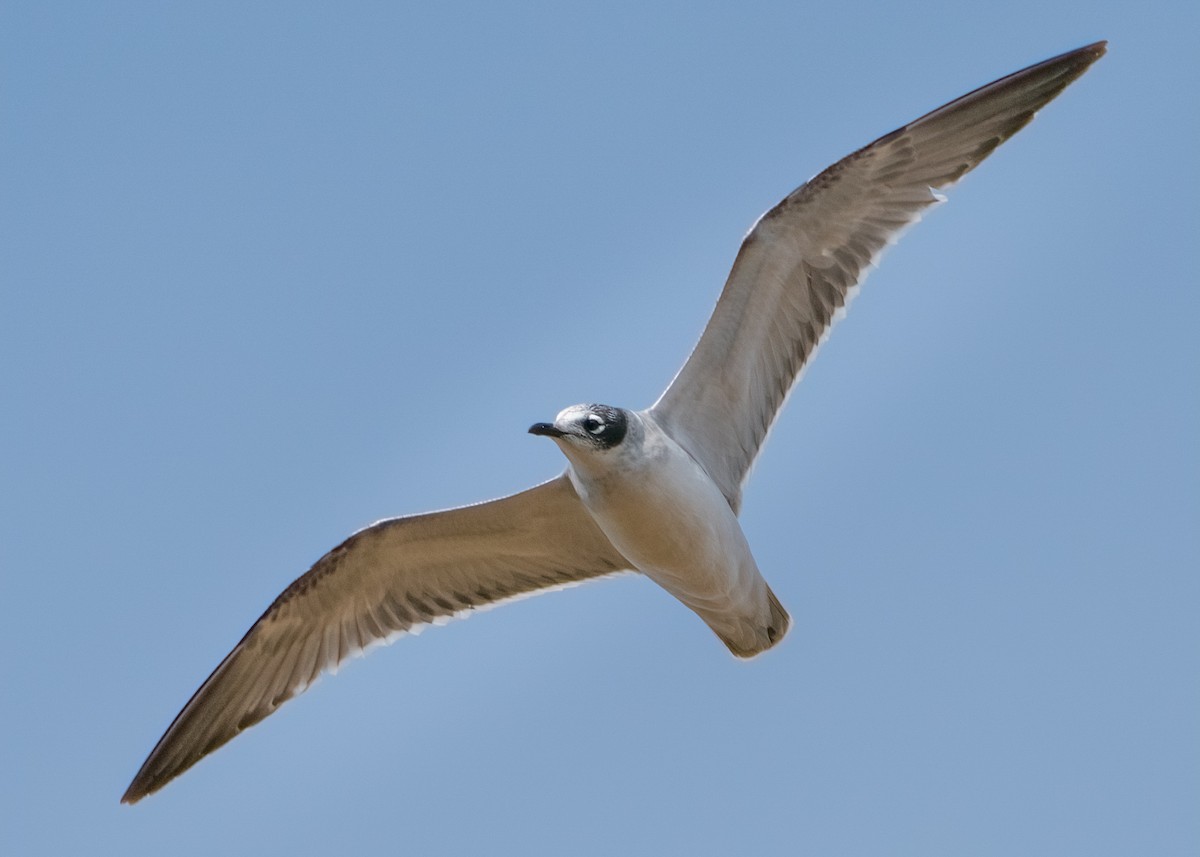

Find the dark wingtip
[[1056, 40, 1108, 74], [1016, 40, 1107, 86], [1073, 41, 1108, 71], [122, 758, 171, 803]]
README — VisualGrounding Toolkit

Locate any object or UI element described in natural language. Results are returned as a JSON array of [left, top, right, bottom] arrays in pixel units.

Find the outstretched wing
[[122, 474, 629, 803], [652, 42, 1105, 509]]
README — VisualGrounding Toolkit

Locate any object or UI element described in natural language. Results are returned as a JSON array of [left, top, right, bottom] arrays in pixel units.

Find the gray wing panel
[[652, 43, 1105, 509]]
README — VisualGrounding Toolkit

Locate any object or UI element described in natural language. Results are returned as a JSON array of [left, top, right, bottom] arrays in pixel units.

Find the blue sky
[[3, 2, 1197, 855]]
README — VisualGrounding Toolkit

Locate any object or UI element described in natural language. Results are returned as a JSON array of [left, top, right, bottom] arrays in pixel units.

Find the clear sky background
[[3, 3, 1196, 855]]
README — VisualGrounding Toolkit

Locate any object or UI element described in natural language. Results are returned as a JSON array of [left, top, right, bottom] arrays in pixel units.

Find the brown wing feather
[[122, 474, 628, 803]]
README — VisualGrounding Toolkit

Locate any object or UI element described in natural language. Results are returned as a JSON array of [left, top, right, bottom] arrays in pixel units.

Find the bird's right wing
[[122, 473, 629, 804]]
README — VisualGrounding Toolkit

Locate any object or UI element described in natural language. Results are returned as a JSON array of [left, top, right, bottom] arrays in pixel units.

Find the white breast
[[564, 412, 774, 644]]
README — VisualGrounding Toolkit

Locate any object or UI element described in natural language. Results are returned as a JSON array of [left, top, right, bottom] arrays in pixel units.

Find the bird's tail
[[716, 585, 791, 659]]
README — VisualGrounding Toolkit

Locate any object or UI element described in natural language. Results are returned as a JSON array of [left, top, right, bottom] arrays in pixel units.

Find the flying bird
[[123, 41, 1105, 803]]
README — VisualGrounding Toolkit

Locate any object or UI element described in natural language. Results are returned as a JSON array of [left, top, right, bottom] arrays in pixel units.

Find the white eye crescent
[[584, 416, 605, 434]]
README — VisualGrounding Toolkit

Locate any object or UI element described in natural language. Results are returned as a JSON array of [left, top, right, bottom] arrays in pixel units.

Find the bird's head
[[528, 404, 630, 455]]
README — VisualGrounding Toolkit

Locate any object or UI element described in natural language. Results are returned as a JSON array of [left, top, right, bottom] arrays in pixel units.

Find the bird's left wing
[[651, 42, 1105, 510], [122, 473, 628, 803]]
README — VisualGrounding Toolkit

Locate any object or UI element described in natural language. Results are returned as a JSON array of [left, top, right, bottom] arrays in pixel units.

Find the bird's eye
[[583, 416, 605, 434]]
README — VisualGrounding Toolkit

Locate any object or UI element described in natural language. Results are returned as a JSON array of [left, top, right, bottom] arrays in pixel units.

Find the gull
[[122, 41, 1105, 803]]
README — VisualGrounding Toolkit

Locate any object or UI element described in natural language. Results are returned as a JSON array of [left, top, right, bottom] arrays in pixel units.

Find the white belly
[[566, 426, 774, 648]]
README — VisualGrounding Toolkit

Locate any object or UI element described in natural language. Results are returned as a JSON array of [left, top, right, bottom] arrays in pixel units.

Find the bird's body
[[123, 42, 1106, 804], [555, 408, 786, 656]]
